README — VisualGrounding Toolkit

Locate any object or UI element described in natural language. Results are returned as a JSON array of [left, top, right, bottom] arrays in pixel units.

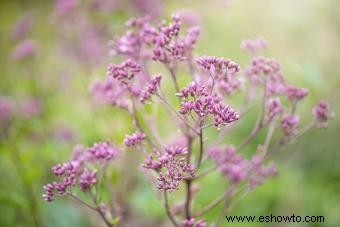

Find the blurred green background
[[0, 0, 339, 226]]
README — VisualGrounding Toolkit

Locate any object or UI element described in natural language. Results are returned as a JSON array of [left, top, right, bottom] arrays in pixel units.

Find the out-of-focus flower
[[283, 84, 309, 102], [19, 97, 42, 119], [246, 56, 282, 79], [281, 115, 300, 137], [131, 0, 163, 19], [87, 141, 119, 161], [241, 38, 268, 55], [111, 16, 158, 60], [90, 77, 129, 109], [312, 101, 334, 128], [107, 59, 141, 84], [196, 56, 240, 77], [124, 131, 146, 147], [267, 98, 283, 122], [209, 146, 277, 188], [52, 126, 76, 143], [54, 0, 78, 16], [196, 56, 241, 95], [249, 159, 277, 190], [79, 169, 97, 191], [140, 75, 162, 103], [208, 146, 248, 183], [0, 96, 14, 123], [182, 218, 206, 227], [11, 39, 38, 61], [176, 9, 201, 26], [11, 13, 33, 40]]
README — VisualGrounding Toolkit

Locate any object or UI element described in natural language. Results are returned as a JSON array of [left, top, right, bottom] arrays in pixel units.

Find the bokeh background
[[0, 0, 339, 226]]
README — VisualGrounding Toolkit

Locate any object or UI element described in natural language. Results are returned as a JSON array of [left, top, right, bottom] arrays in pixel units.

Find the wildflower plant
[[43, 15, 333, 226]]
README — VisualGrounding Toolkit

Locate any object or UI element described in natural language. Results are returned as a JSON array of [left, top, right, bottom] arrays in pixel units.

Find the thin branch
[[194, 186, 234, 217], [191, 165, 218, 180], [164, 191, 180, 227], [67, 192, 97, 211], [195, 126, 204, 169], [91, 191, 113, 227], [130, 95, 157, 149], [263, 122, 276, 151], [237, 81, 268, 151], [184, 180, 192, 219], [157, 94, 199, 134]]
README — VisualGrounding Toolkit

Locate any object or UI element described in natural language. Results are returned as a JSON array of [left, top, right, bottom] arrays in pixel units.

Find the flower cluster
[[177, 82, 239, 126], [208, 146, 277, 189], [124, 131, 146, 147], [281, 115, 300, 137], [107, 59, 141, 84], [112, 14, 200, 67], [143, 146, 195, 191], [246, 56, 282, 81], [241, 38, 268, 55], [43, 141, 118, 201], [43, 15, 334, 227], [182, 218, 206, 227], [196, 56, 241, 96], [90, 77, 129, 108], [11, 39, 38, 61], [196, 56, 240, 77], [19, 97, 42, 119], [267, 97, 283, 122], [283, 85, 309, 102], [312, 101, 334, 128], [112, 16, 158, 59], [140, 75, 162, 103]]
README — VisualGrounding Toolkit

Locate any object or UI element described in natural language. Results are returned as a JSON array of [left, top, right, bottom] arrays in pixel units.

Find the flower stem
[[164, 191, 179, 227]]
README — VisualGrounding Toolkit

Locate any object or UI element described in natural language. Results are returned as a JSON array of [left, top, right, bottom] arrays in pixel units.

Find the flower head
[[196, 56, 240, 77], [107, 59, 141, 84], [178, 82, 239, 126], [124, 131, 147, 147], [19, 97, 42, 119], [182, 218, 206, 227], [241, 38, 268, 55], [143, 146, 195, 191], [11, 39, 38, 61], [283, 85, 309, 102], [43, 141, 119, 202], [281, 115, 300, 137], [140, 75, 162, 103], [267, 98, 283, 122], [79, 169, 97, 191], [87, 141, 119, 161], [312, 101, 334, 128]]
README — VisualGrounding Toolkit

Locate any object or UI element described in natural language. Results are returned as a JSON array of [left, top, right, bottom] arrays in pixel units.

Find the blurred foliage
[[0, 0, 339, 226]]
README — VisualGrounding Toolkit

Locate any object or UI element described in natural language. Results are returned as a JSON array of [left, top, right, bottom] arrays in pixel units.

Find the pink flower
[[241, 38, 268, 55], [283, 85, 309, 101], [281, 115, 300, 136], [0, 96, 14, 122], [177, 82, 239, 126], [143, 146, 195, 191], [79, 169, 97, 191], [20, 97, 42, 119], [312, 101, 334, 128], [11, 39, 38, 61], [124, 131, 147, 147], [267, 98, 283, 122], [140, 75, 162, 103]]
